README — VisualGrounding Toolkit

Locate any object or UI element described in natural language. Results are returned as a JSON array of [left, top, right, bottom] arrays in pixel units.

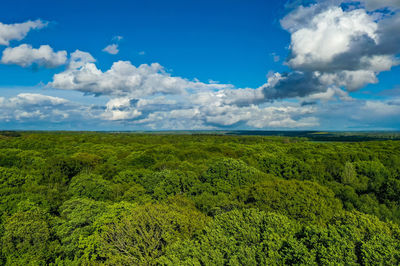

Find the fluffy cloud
[[202, 104, 318, 128], [0, 89, 321, 130], [283, 6, 400, 74], [1, 44, 67, 68], [283, 7, 378, 70], [101, 97, 142, 120], [0, 19, 47, 46], [302, 87, 351, 103], [68, 50, 96, 68], [49, 51, 232, 97], [265, 4, 400, 99], [1, 89, 399, 130], [261, 71, 325, 100], [130, 102, 318, 130], [94, 83, 321, 129], [8, 93, 68, 105], [102, 44, 119, 55], [0, 93, 71, 121]]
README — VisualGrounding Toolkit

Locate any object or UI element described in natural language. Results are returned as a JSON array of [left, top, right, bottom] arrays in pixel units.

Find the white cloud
[[189, 87, 265, 107], [318, 70, 378, 91], [302, 87, 351, 102], [2, 89, 399, 130], [0, 93, 71, 121], [94, 83, 321, 129], [102, 44, 119, 55], [0, 19, 47, 46], [203, 104, 318, 128], [69, 49, 96, 69], [129, 99, 319, 130], [1, 44, 67, 68], [102, 97, 142, 120], [270, 4, 400, 98], [49, 52, 232, 97], [285, 7, 377, 69], [10, 93, 69, 105]]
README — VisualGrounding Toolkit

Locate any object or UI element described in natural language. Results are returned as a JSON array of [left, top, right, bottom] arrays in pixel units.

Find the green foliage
[[55, 198, 107, 260], [342, 161, 357, 185], [354, 160, 390, 193], [327, 211, 400, 265], [161, 209, 299, 265], [1, 206, 57, 265], [0, 132, 400, 264], [129, 152, 156, 168], [161, 209, 400, 266], [257, 153, 311, 181], [80, 198, 209, 265], [202, 158, 271, 192], [121, 182, 152, 203], [153, 170, 198, 200], [70, 152, 102, 170], [68, 174, 113, 201], [40, 155, 81, 185], [238, 179, 343, 224]]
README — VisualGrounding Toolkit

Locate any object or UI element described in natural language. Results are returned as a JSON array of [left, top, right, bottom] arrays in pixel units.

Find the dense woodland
[[1, 132, 400, 265]]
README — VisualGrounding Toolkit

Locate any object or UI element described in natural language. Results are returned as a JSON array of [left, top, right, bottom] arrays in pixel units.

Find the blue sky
[[0, 0, 399, 130], [1, 0, 289, 88]]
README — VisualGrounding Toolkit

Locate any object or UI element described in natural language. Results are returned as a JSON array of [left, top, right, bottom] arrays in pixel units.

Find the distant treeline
[[0, 132, 400, 265]]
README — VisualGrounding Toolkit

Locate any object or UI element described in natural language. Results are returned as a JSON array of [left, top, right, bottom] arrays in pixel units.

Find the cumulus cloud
[[261, 71, 325, 99], [283, 7, 378, 70], [49, 51, 232, 97], [1, 44, 67, 68], [0, 93, 72, 121], [130, 101, 318, 130], [9, 93, 68, 106], [283, 6, 400, 74], [96, 83, 321, 129], [2, 90, 399, 130], [0, 19, 47, 46], [0, 88, 321, 130], [260, 3, 400, 100], [202, 104, 318, 128], [68, 49, 96, 69], [302, 87, 351, 102], [102, 44, 119, 55], [101, 97, 142, 120]]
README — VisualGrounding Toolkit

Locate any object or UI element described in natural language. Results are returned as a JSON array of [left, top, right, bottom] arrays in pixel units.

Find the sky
[[0, 0, 399, 131]]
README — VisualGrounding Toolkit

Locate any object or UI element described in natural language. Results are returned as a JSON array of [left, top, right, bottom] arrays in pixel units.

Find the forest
[[0, 131, 400, 265]]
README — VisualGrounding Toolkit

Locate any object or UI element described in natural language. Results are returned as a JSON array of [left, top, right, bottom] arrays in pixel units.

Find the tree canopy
[[0, 132, 399, 265]]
